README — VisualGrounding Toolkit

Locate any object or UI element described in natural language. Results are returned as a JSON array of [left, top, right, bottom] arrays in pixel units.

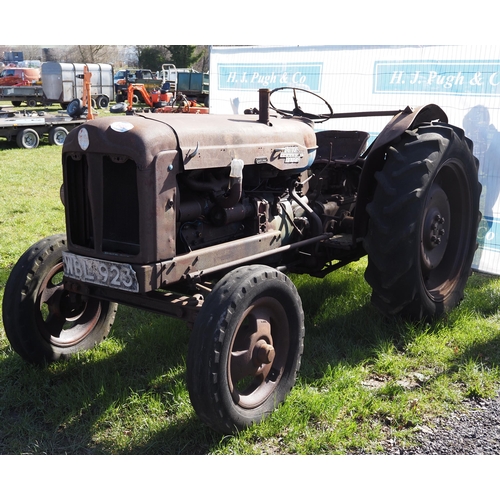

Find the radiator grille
[[102, 157, 140, 255], [65, 155, 140, 256], [66, 154, 93, 249]]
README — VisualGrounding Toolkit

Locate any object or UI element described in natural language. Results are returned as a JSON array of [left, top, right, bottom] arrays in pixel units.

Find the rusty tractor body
[[3, 87, 481, 433]]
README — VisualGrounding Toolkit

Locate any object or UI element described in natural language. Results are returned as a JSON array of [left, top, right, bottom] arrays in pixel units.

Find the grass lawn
[[1, 105, 500, 457]]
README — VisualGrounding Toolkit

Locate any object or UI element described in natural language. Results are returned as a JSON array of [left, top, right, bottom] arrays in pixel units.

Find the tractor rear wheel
[[363, 123, 481, 320]]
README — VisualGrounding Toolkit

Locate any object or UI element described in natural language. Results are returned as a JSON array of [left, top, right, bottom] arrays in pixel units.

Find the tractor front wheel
[[187, 265, 305, 434], [2, 234, 118, 365]]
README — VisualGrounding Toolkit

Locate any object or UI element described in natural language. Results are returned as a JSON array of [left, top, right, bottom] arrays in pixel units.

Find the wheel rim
[[420, 160, 473, 300], [227, 297, 290, 409], [24, 132, 37, 147], [35, 262, 102, 348], [54, 130, 67, 145]]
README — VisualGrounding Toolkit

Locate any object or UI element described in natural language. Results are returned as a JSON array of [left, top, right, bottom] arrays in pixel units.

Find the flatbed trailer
[[0, 110, 85, 148], [0, 85, 45, 107]]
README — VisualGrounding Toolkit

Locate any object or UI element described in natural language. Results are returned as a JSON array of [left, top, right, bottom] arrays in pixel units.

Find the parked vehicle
[[0, 85, 44, 107], [42, 62, 114, 109], [2, 87, 481, 434], [160, 64, 209, 106], [113, 69, 126, 84], [0, 109, 85, 148], [115, 66, 210, 107], [0, 67, 40, 86], [115, 69, 160, 103]]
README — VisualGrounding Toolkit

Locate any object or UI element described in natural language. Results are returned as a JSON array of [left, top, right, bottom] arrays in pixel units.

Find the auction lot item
[[2, 87, 481, 433]]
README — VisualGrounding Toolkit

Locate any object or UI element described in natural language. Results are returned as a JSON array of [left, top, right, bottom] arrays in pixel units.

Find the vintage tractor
[[2, 87, 481, 434]]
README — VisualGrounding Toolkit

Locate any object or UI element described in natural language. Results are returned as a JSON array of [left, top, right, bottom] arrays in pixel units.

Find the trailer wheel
[[187, 265, 304, 434], [67, 98, 83, 117], [110, 102, 127, 114], [2, 234, 118, 365], [96, 95, 109, 109], [27, 98, 38, 107], [11, 100, 22, 107], [48, 126, 68, 146], [16, 128, 40, 149], [363, 123, 481, 320]]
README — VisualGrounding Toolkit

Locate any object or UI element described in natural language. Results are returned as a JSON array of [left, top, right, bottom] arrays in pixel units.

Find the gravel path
[[384, 392, 500, 454]]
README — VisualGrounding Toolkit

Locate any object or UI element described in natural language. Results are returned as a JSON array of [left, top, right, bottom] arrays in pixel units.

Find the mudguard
[[354, 104, 449, 240]]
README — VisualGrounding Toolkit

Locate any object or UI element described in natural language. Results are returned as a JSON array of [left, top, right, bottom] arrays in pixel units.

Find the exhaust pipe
[[258, 88, 270, 126]]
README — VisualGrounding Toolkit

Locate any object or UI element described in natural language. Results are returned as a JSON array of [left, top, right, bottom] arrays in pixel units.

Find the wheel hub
[[253, 339, 275, 365], [228, 298, 290, 409], [424, 211, 446, 248], [37, 262, 102, 346], [421, 185, 450, 271]]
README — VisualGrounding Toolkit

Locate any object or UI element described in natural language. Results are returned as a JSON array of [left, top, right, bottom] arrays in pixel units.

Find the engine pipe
[[215, 159, 244, 208], [258, 88, 271, 125]]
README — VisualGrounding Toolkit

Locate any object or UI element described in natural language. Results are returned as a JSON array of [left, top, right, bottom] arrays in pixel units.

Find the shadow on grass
[[0, 137, 63, 151], [0, 305, 224, 455], [297, 268, 500, 370], [1, 267, 500, 455]]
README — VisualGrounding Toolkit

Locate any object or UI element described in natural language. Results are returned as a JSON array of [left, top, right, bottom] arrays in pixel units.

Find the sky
[[1, 1, 497, 47]]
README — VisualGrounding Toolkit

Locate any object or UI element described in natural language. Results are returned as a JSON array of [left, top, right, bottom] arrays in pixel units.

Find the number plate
[[62, 252, 139, 293]]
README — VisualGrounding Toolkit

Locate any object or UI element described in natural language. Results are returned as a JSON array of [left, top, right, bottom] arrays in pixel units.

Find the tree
[[131, 45, 208, 71], [196, 46, 210, 73], [68, 45, 120, 64], [135, 46, 169, 71], [37, 45, 121, 64], [166, 45, 204, 69]]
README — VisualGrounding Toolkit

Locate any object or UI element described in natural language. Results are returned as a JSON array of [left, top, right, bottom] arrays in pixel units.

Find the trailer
[[42, 62, 114, 109], [0, 109, 85, 148], [0, 85, 45, 107], [160, 64, 209, 106]]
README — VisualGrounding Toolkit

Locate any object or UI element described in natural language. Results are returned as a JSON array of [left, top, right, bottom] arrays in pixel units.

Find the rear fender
[[353, 104, 448, 240]]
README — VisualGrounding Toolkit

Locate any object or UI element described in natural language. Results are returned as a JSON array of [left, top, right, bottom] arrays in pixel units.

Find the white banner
[[209, 45, 500, 275]]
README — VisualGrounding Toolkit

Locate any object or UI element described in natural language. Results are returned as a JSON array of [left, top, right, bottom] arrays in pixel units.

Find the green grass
[[1, 109, 500, 455]]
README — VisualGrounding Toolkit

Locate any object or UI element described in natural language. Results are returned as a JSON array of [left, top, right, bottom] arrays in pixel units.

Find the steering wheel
[[269, 87, 334, 123]]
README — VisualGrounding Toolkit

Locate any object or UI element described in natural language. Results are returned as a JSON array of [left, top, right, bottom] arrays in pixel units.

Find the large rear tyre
[[2, 234, 118, 365], [187, 265, 305, 434], [364, 123, 481, 320]]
